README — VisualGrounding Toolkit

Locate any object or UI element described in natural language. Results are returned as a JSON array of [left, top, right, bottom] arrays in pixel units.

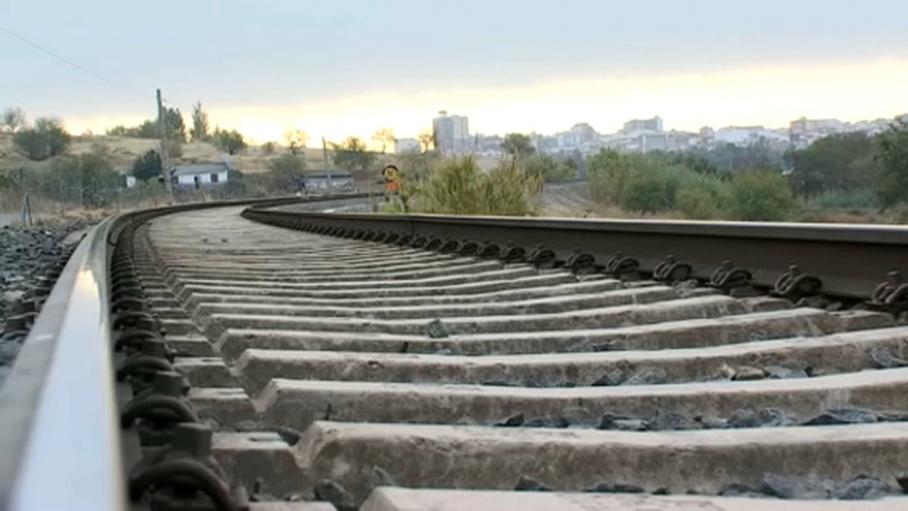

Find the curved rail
[[0, 194, 367, 511], [0, 216, 123, 511], [242, 206, 908, 300]]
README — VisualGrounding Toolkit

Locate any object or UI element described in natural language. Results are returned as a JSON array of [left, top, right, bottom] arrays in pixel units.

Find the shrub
[[676, 185, 722, 219], [42, 150, 120, 207], [213, 128, 246, 155], [621, 169, 676, 213], [523, 154, 575, 182], [414, 157, 541, 216], [876, 119, 908, 207], [12, 118, 71, 161], [804, 189, 880, 212], [729, 171, 795, 221], [267, 154, 306, 189], [484, 159, 542, 216], [419, 157, 486, 214], [588, 149, 645, 204], [131, 150, 162, 181]]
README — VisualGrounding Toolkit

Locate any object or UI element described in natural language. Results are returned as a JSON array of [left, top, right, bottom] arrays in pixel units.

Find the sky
[[1, 0, 907, 145]]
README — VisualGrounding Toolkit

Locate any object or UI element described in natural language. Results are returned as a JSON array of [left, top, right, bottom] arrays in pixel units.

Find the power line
[[0, 25, 141, 95]]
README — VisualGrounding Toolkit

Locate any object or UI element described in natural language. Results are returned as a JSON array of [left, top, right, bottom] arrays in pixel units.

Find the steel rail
[[0, 193, 367, 511], [242, 207, 908, 299]]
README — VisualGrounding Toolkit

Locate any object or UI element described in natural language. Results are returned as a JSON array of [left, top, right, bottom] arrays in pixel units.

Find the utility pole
[[321, 136, 332, 195], [157, 88, 174, 200]]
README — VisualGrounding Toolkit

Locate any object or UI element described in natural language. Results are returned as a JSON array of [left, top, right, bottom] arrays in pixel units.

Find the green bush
[[876, 119, 908, 207], [41, 150, 120, 207], [131, 150, 162, 181], [267, 154, 306, 188], [12, 118, 71, 161], [523, 154, 575, 182], [413, 157, 540, 216], [803, 189, 880, 211], [729, 171, 795, 221], [419, 157, 486, 214], [484, 160, 542, 215], [676, 185, 722, 219], [621, 168, 677, 213], [213, 128, 246, 155], [588, 149, 646, 204]]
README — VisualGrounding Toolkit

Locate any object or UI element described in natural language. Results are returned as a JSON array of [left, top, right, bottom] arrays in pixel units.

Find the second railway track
[[40, 199, 908, 510]]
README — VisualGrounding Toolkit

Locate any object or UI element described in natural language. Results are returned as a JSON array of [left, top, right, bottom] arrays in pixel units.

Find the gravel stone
[[0, 223, 85, 387], [803, 408, 878, 426], [870, 347, 908, 369], [514, 476, 551, 491], [760, 473, 835, 499], [834, 476, 893, 500], [425, 318, 449, 338], [765, 364, 810, 379]]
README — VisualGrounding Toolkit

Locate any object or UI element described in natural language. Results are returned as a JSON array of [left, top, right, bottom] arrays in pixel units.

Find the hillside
[[0, 133, 338, 174]]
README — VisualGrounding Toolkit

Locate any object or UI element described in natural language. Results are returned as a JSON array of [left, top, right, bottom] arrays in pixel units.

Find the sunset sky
[[2, 0, 906, 145]]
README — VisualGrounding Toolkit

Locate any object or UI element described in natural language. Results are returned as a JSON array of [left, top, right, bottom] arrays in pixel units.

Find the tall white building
[[622, 116, 663, 134], [432, 111, 470, 153]]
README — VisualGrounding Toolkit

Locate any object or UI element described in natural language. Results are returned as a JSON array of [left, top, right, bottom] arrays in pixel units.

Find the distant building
[[394, 138, 420, 153], [602, 129, 698, 154], [556, 123, 599, 149], [530, 133, 559, 154], [714, 126, 788, 147], [474, 134, 504, 156], [432, 110, 470, 153], [170, 162, 231, 187], [622, 116, 663, 134]]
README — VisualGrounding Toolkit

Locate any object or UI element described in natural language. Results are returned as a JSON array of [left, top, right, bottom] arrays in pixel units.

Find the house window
[[210, 173, 219, 183]]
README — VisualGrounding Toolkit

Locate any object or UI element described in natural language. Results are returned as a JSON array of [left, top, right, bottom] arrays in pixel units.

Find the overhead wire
[[0, 25, 145, 99]]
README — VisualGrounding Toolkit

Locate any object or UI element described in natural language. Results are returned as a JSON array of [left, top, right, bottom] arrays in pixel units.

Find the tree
[[331, 136, 375, 172], [587, 149, 650, 204], [501, 133, 536, 158], [729, 171, 795, 221], [789, 132, 879, 196], [876, 119, 908, 207], [213, 128, 246, 155], [190, 102, 209, 142], [2, 107, 25, 133], [283, 129, 309, 155], [131, 150, 162, 181], [267, 154, 306, 188], [261, 141, 276, 155], [107, 121, 156, 138], [45, 149, 119, 207], [621, 171, 675, 214], [137, 120, 158, 138], [417, 130, 435, 152], [522, 154, 575, 182], [372, 128, 396, 154], [163, 107, 187, 143], [13, 117, 71, 161], [691, 139, 783, 174]]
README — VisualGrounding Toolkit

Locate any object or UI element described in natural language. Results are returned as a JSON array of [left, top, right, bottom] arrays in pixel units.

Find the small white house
[[170, 162, 230, 187]]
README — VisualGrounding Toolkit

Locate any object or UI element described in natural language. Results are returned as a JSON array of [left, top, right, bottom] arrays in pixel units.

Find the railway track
[[2, 196, 908, 510]]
